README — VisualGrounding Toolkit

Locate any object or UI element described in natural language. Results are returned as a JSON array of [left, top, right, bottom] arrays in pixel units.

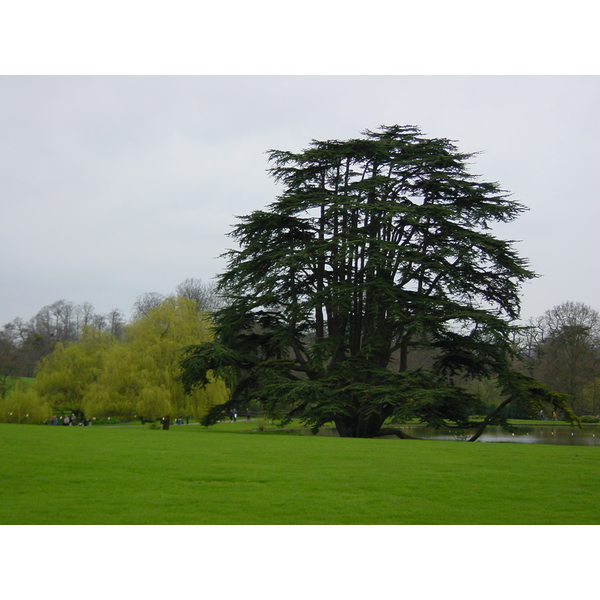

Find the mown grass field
[[1, 421, 599, 524]]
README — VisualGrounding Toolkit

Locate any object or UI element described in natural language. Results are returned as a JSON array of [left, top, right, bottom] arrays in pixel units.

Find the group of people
[[225, 408, 252, 422], [539, 410, 559, 421], [159, 415, 190, 429], [46, 410, 252, 427], [48, 413, 91, 426]]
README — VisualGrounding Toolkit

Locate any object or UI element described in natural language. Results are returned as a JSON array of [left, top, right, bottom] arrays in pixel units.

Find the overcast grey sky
[[1, 75, 599, 326]]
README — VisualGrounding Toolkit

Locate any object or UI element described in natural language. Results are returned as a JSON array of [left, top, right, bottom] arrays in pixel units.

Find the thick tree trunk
[[334, 418, 358, 438], [334, 414, 388, 438]]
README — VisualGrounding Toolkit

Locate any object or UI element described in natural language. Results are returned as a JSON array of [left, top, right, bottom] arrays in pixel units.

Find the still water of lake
[[288, 425, 600, 445], [397, 425, 600, 446]]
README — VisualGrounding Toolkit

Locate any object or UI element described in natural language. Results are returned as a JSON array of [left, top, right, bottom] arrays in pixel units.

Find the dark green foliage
[[580, 415, 600, 423], [181, 125, 574, 437]]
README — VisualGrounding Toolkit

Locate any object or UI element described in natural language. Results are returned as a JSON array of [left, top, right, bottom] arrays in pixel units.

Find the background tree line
[[455, 302, 600, 420], [0, 279, 227, 422], [514, 301, 600, 417], [3, 278, 598, 424], [0, 279, 221, 382]]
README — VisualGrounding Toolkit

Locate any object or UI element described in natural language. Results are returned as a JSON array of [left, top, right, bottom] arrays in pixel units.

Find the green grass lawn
[[1, 422, 598, 524]]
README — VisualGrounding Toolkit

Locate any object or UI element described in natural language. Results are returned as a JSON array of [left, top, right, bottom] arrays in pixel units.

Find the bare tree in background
[[518, 302, 600, 414], [75, 302, 96, 335], [131, 292, 165, 320], [175, 278, 225, 312], [107, 309, 126, 339]]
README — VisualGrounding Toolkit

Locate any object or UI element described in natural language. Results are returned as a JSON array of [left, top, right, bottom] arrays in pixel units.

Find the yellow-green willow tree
[[83, 297, 228, 420], [0, 379, 51, 424], [30, 327, 117, 418], [11, 297, 228, 422]]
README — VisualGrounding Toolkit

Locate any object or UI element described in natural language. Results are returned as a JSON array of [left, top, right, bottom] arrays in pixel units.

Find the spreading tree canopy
[[181, 125, 574, 438]]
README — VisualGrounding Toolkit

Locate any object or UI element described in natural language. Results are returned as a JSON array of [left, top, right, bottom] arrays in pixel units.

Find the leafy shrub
[[0, 381, 51, 424], [579, 415, 600, 423]]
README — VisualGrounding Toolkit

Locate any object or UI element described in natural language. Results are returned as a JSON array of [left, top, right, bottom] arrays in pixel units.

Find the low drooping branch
[[375, 427, 420, 440], [467, 396, 514, 442]]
